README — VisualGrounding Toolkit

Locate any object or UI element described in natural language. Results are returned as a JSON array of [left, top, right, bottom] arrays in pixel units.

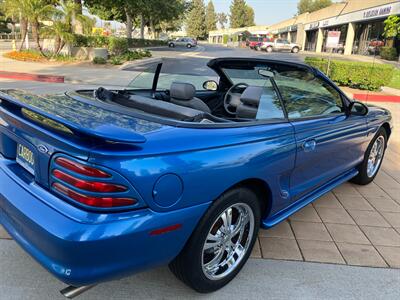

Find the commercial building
[[208, 0, 400, 55]]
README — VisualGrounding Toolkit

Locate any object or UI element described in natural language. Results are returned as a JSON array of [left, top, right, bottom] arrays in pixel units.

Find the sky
[[86, 0, 301, 30], [212, 0, 299, 26]]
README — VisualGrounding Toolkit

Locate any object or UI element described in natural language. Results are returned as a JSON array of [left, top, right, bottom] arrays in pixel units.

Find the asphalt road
[[1, 240, 400, 300]]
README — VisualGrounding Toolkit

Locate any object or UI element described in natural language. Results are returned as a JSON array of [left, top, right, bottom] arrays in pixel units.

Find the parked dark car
[[0, 57, 392, 296]]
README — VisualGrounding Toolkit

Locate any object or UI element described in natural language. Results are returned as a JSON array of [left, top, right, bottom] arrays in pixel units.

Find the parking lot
[[1, 43, 400, 299]]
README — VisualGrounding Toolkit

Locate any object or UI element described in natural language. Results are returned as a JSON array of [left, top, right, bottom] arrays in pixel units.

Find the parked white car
[[261, 39, 301, 53]]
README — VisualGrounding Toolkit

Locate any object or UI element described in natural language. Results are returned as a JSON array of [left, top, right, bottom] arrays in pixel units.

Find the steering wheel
[[223, 82, 249, 115]]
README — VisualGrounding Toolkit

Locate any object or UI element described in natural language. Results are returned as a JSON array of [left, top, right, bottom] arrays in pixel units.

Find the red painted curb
[[353, 93, 400, 103], [0, 71, 64, 83]]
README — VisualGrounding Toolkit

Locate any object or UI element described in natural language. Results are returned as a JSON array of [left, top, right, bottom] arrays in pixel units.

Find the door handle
[[302, 139, 316, 152]]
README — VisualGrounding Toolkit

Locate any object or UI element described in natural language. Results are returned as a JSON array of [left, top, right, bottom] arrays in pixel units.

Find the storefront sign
[[278, 27, 289, 34], [326, 31, 341, 48], [310, 2, 400, 29], [363, 5, 392, 19], [306, 22, 319, 31]]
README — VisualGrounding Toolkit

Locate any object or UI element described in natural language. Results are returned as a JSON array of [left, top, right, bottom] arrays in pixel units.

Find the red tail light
[[52, 156, 137, 209], [53, 183, 136, 208], [55, 157, 111, 178], [52, 169, 127, 193]]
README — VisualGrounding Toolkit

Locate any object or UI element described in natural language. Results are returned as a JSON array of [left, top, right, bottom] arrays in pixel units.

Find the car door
[[175, 38, 184, 46], [282, 40, 291, 51], [274, 68, 368, 201], [275, 39, 284, 51]]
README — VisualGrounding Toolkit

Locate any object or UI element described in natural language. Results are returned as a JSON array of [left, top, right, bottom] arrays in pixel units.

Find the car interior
[[78, 60, 346, 125]]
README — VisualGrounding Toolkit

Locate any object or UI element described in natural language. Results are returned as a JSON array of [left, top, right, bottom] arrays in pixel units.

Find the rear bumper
[[0, 157, 209, 286]]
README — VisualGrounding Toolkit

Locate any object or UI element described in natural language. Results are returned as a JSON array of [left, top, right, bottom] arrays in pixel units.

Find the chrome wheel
[[367, 136, 385, 178], [201, 203, 255, 281]]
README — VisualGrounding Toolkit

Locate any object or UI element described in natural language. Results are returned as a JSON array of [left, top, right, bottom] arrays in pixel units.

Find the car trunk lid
[[0, 89, 163, 190]]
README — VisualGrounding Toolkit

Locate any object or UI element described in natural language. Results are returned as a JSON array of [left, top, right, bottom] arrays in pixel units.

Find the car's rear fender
[[87, 123, 296, 216]]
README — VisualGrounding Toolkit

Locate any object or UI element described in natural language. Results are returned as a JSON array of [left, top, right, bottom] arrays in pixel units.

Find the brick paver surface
[[1, 102, 400, 269], [253, 101, 400, 269]]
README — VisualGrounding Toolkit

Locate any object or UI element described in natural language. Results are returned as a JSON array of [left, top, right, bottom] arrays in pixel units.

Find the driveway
[[1, 43, 400, 298]]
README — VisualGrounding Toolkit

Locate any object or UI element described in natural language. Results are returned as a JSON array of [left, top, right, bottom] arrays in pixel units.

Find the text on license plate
[[16, 144, 35, 175]]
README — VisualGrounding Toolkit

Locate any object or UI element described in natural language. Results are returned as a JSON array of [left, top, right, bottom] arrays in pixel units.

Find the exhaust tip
[[60, 285, 96, 299]]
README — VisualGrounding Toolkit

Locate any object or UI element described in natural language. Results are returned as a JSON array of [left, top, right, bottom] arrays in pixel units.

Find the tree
[[384, 15, 400, 47], [41, 0, 94, 55], [205, 1, 217, 33], [86, 0, 186, 39], [217, 12, 228, 29], [186, 0, 206, 39], [3, 0, 56, 53], [245, 5, 255, 26], [297, 0, 332, 15], [2, 0, 27, 49], [85, 0, 134, 38], [230, 0, 254, 28]]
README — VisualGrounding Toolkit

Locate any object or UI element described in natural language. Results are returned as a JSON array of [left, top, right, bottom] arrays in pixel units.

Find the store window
[[290, 31, 297, 44], [322, 24, 348, 54], [305, 30, 318, 51], [353, 21, 385, 56]]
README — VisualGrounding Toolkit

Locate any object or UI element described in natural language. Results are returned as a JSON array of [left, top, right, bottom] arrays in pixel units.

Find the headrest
[[170, 82, 196, 100], [240, 86, 263, 107]]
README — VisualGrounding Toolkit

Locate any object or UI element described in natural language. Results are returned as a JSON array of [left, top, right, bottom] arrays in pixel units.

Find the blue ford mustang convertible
[[0, 58, 392, 296]]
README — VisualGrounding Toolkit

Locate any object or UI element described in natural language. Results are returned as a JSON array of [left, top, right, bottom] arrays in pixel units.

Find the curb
[[0, 71, 64, 83], [353, 93, 400, 103]]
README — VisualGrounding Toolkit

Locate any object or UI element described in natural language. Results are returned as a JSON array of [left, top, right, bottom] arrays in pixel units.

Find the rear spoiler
[[0, 91, 146, 144]]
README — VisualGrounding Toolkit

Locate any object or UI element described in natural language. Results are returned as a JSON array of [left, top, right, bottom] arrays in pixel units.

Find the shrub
[[304, 57, 395, 91], [72, 34, 166, 49], [222, 34, 229, 44], [127, 38, 167, 48], [109, 56, 123, 65], [380, 46, 398, 61], [92, 56, 106, 64], [50, 53, 76, 62], [108, 36, 129, 56], [71, 34, 89, 47], [136, 48, 152, 58], [72, 34, 109, 48]]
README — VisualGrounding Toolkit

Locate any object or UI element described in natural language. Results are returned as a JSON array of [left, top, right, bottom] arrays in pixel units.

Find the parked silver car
[[261, 39, 300, 53], [168, 37, 197, 48]]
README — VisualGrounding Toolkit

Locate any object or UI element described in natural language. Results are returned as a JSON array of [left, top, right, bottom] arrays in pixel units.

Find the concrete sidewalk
[[0, 239, 399, 300], [0, 56, 137, 86]]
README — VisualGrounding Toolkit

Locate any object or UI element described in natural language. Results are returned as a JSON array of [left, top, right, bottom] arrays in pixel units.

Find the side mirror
[[348, 101, 368, 116], [203, 80, 218, 91]]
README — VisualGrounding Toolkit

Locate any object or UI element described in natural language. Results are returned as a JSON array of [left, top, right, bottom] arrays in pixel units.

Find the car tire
[[169, 43, 175, 48], [187, 44, 192, 48], [266, 46, 273, 53], [291, 47, 299, 53], [169, 187, 261, 293], [351, 127, 387, 185]]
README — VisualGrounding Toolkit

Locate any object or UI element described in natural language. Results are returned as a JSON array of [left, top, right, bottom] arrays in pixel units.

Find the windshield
[[128, 59, 219, 91], [222, 66, 272, 86]]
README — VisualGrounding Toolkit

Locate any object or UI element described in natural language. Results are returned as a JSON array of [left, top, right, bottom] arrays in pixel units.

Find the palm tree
[[41, 0, 95, 55], [23, 0, 56, 55], [41, 20, 73, 55], [2, 0, 28, 50]]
